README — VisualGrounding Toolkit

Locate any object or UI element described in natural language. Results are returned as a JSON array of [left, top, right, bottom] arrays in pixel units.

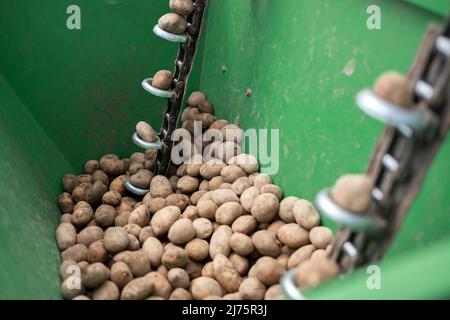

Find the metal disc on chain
[[141, 78, 174, 98], [153, 25, 187, 43], [132, 132, 162, 150], [124, 179, 149, 196]]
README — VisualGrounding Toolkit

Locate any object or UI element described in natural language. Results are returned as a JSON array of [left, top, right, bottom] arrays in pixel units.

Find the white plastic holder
[[315, 188, 384, 232], [153, 25, 187, 43]]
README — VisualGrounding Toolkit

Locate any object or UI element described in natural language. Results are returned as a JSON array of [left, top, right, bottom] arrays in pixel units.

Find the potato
[[151, 205, 181, 236], [62, 174, 77, 193], [167, 193, 190, 210], [231, 215, 257, 235], [167, 268, 190, 289], [181, 107, 201, 122], [209, 225, 232, 259], [265, 284, 283, 300], [190, 190, 207, 205], [121, 277, 154, 300], [112, 250, 133, 263], [158, 12, 187, 34], [168, 218, 196, 245], [199, 113, 216, 129], [330, 174, 373, 213], [209, 119, 228, 131], [190, 277, 224, 300], [92, 281, 120, 300], [82, 262, 110, 289], [229, 233, 254, 256], [192, 218, 213, 239], [128, 205, 150, 227], [185, 259, 203, 279], [114, 211, 131, 227], [110, 261, 133, 289], [72, 204, 94, 227], [176, 175, 199, 194], [211, 189, 239, 206], [374, 71, 412, 107], [217, 141, 241, 163], [252, 230, 281, 257], [293, 258, 339, 288], [201, 261, 214, 278], [150, 175, 173, 198], [168, 175, 179, 191], [124, 251, 151, 277], [92, 170, 109, 186], [182, 205, 199, 220], [251, 193, 279, 223], [95, 204, 117, 227], [169, 288, 192, 300], [59, 260, 78, 280], [73, 295, 90, 300], [88, 240, 108, 264], [218, 183, 232, 189], [279, 196, 298, 223], [198, 100, 214, 114], [253, 174, 271, 190], [103, 227, 129, 254], [260, 184, 282, 200], [220, 165, 246, 183], [231, 177, 252, 196], [228, 154, 259, 174], [99, 154, 124, 176], [109, 175, 128, 195], [145, 272, 172, 299], [220, 124, 244, 143], [196, 199, 217, 220], [276, 223, 309, 249], [199, 179, 209, 191], [77, 261, 89, 274], [200, 159, 226, 179], [267, 220, 285, 235], [187, 91, 206, 107], [61, 244, 88, 262], [124, 223, 142, 238], [102, 190, 121, 206], [127, 234, 141, 251], [215, 202, 243, 225], [292, 199, 320, 230], [157, 265, 168, 277], [136, 121, 157, 143], [140, 237, 164, 268], [77, 226, 104, 247], [162, 247, 189, 269], [60, 213, 72, 224], [130, 152, 145, 163], [250, 257, 285, 286], [185, 238, 209, 261], [139, 226, 155, 244], [287, 244, 315, 268], [58, 192, 74, 213], [229, 253, 249, 276], [223, 292, 242, 300], [83, 160, 99, 175], [309, 226, 333, 249], [208, 176, 225, 190], [130, 169, 153, 189], [56, 223, 77, 250], [129, 162, 144, 175], [239, 277, 266, 300], [276, 253, 290, 269], [212, 254, 242, 293], [311, 249, 329, 260], [240, 186, 260, 212], [145, 197, 167, 214], [76, 174, 93, 186], [61, 276, 85, 300]]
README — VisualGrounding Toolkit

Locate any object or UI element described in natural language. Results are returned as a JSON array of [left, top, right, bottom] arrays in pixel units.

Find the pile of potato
[[56, 90, 338, 300]]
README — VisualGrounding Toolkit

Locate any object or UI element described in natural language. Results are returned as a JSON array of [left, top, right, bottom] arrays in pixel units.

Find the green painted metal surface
[[0, 0, 449, 299]]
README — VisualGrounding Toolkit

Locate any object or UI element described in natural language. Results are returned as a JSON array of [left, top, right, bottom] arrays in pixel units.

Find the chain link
[[332, 17, 450, 273], [155, 0, 208, 176]]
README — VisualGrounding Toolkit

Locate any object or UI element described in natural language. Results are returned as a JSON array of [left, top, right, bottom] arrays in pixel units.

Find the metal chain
[[332, 17, 450, 273], [155, 0, 208, 176]]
